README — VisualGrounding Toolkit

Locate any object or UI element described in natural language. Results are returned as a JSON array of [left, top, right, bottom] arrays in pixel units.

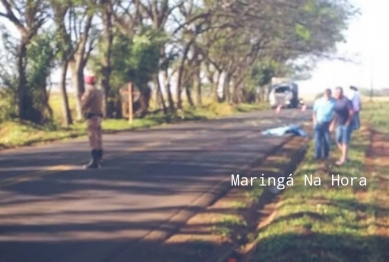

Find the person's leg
[[354, 112, 360, 130], [85, 117, 100, 168], [336, 126, 350, 165], [314, 123, 323, 160], [335, 126, 343, 161], [344, 124, 352, 160], [96, 118, 103, 165], [87, 119, 94, 151], [323, 122, 331, 159]]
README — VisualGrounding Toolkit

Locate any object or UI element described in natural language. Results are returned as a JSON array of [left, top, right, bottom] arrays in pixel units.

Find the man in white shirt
[[347, 86, 361, 131]]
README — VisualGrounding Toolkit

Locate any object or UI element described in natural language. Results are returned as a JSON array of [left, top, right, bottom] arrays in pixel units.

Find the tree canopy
[[0, 0, 357, 124]]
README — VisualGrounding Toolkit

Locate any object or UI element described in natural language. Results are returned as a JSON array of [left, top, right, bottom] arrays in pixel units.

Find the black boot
[[84, 150, 100, 169], [97, 149, 103, 166]]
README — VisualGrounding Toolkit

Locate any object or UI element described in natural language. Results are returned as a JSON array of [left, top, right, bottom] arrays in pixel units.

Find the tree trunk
[[164, 69, 175, 112], [70, 61, 84, 121], [185, 84, 195, 107], [176, 67, 184, 110], [136, 86, 151, 117], [60, 62, 73, 126], [16, 39, 29, 120], [68, 12, 93, 121], [176, 41, 193, 110], [232, 74, 246, 104], [100, 1, 114, 117], [214, 71, 221, 102], [70, 47, 88, 121], [207, 72, 215, 100], [195, 63, 202, 107], [155, 75, 167, 114], [264, 84, 270, 102], [222, 72, 232, 103], [232, 86, 238, 104]]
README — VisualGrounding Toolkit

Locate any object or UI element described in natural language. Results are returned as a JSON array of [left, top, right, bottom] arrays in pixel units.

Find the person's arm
[[81, 90, 92, 112], [329, 100, 336, 131], [329, 113, 337, 132], [345, 100, 354, 126], [312, 101, 317, 126]]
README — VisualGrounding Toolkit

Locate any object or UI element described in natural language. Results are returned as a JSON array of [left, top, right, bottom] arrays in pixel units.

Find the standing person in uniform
[[312, 88, 336, 169], [81, 75, 104, 169], [347, 86, 362, 131], [330, 87, 354, 166]]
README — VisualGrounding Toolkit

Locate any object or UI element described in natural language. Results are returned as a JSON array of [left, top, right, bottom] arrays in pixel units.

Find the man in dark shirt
[[331, 87, 354, 165]]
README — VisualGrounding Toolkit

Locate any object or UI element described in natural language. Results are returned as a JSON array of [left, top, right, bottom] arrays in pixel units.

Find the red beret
[[84, 75, 95, 85]]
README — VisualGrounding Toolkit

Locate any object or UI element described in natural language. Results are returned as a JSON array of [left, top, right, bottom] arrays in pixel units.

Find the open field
[[361, 96, 389, 102]]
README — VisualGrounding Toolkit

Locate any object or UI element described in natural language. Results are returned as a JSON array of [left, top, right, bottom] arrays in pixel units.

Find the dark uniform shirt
[[334, 97, 353, 125]]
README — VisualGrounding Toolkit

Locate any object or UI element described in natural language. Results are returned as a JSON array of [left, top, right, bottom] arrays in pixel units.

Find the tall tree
[[0, 0, 50, 122]]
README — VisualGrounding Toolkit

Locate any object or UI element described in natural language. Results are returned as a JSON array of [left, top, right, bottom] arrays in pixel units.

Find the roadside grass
[[249, 129, 375, 261], [212, 215, 247, 239], [248, 102, 389, 261], [361, 101, 389, 133], [0, 95, 267, 150]]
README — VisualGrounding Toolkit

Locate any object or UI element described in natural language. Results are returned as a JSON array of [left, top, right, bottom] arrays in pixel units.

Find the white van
[[269, 83, 303, 109]]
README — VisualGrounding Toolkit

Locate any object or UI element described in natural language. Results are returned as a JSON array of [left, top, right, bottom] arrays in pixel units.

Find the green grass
[[361, 101, 389, 134], [248, 102, 389, 261], [212, 215, 247, 239], [0, 94, 267, 150], [249, 132, 376, 261]]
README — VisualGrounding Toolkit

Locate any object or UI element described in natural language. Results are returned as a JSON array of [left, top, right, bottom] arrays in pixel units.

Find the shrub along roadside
[[0, 102, 267, 151]]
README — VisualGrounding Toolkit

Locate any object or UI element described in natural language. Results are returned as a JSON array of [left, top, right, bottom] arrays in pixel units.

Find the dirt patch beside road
[[364, 128, 389, 259]]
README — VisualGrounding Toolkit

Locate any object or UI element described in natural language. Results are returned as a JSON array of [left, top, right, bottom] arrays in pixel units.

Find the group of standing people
[[79, 75, 363, 170], [312, 86, 361, 167]]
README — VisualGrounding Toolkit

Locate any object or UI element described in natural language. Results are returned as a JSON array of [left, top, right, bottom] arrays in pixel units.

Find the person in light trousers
[[81, 75, 104, 169]]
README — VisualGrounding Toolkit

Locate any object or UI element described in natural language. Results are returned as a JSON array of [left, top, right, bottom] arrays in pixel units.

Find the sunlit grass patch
[[0, 120, 84, 149], [212, 215, 247, 239]]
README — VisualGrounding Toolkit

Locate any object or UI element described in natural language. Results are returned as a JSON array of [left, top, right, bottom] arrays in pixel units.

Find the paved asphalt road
[[0, 108, 311, 262]]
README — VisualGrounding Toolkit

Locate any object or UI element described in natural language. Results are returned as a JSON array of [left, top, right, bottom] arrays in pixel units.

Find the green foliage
[[295, 24, 311, 41], [1, 0, 357, 122], [0, 89, 16, 122], [92, 28, 164, 95], [250, 66, 275, 88], [0, 25, 18, 121], [26, 31, 59, 124], [127, 32, 162, 87]]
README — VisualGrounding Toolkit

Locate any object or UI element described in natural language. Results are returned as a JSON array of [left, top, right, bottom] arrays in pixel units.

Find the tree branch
[[0, 0, 26, 33]]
